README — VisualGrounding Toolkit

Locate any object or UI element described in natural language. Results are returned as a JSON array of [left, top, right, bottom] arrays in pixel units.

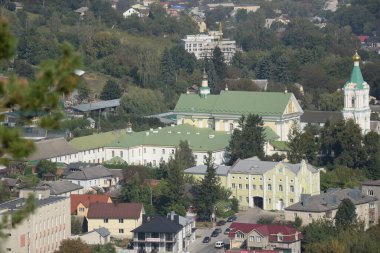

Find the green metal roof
[[345, 65, 365, 89], [269, 140, 289, 151], [108, 124, 230, 152], [174, 91, 292, 116], [70, 124, 279, 152], [69, 130, 124, 150]]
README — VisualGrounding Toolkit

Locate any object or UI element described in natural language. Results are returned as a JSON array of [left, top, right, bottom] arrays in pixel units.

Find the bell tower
[[342, 52, 371, 133]]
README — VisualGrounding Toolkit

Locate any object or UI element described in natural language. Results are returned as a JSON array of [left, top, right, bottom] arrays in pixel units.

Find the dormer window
[[236, 232, 244, 239], [277, 234, 283, 241]]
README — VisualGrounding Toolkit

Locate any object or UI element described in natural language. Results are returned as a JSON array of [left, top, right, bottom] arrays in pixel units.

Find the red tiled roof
[[87, 202, 143, 219], [228, 222, 302, 243], [70, 194, 111, 214], [357, 35, 369, 43], [228, 222, 261, 237], [256, 224, 303, 243]]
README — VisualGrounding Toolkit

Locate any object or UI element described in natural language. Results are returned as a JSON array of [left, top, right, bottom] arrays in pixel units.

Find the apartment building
[[0, 190, 71, 253], [182, 31, 236, 63]]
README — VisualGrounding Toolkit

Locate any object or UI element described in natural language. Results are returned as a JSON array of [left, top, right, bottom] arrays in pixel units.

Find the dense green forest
[[0, 0, 380, 115]]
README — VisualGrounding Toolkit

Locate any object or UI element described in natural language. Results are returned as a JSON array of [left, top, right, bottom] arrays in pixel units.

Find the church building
[[174, 71, 303, 141], [342, 52, 371, 133], [301, 52, 372, 134]]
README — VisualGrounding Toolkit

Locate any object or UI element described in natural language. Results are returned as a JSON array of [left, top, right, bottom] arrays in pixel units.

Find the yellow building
[[174, 74, 303, 141], [185, 157, 320, 211], [87, 203, 145, 239]]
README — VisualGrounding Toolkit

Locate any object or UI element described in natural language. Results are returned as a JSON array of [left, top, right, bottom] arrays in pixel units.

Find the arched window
[[268, 184, 272, 190], [290, 185, 294, 192], [351, 96, 355, 107], [368, 190, 374, 196], [279, 185, 283, 191]]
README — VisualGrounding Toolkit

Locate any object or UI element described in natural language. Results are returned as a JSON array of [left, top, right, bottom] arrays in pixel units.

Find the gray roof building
[[37, 180, 83, 196], [64, 165, 113, 180], [230, 157, 318, 175], [285, 188, 377, 212], [185, 164, 230, 175], [300, 111, 343, 125], [71, 99, 120, 113], [0, 196, 67, 213], [27, 137, 78, 161]]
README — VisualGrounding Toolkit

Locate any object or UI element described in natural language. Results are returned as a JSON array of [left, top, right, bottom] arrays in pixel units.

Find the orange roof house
[[71, 194, 112, 216]]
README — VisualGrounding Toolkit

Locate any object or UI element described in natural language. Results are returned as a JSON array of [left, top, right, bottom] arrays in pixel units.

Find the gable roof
[[64, 165, 113, 180], [229, 222, 302, 243], [70, 194, 111, 214], [362, 179, 380, 186], [230, 157, 318, 175], [87, 203, 143, 219], [132, 216, 183, 233], [174, 91, 297, 117], [71, 99, 120, 113], [28, 138, 78, 161], [37, 180, 83, 195], [285, 188, 377, 212]]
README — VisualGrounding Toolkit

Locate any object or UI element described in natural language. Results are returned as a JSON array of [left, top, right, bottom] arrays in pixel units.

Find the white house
[[123, 8, 141, 18]]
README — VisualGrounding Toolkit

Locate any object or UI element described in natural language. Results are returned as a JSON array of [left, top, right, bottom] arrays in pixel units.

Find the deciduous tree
[[100, 80, 122, 100]]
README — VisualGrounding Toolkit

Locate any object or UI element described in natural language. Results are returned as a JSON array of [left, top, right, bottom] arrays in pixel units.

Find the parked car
[[214, 228, 222, 233], [215, 241, 224, 249], [227, 216, 237, 222], [217, 220, 226, 226], [211, 230, 220, 237], [224, 227, 231, 234], [202, 236, 211, 243]]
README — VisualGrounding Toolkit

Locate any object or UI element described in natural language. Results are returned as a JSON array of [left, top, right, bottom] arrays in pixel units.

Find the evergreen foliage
[[100, 80, 122, 100], [228, 114, 265, 164], [335, 198, 357, 228]]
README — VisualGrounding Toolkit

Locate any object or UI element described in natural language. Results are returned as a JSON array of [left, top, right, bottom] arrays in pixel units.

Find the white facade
[[48, 146, 225, 167], [182, 31, 236, 63], [123, 8, 141, 18], [342, 53, 371, 133]]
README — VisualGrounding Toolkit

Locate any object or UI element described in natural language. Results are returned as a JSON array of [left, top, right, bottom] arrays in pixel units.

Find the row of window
[[231, 175, 292, 182], [231, 183, 294, 192], [237, 196, 294, 204], [111, 148, 175, 158], [104, 218, 124, 223]]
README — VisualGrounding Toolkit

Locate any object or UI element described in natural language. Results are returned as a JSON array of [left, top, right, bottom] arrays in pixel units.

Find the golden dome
[[352, 51, 361, 62]]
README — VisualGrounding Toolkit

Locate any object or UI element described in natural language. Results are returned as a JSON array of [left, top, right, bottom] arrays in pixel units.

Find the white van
[[215, 241, 224, 249]]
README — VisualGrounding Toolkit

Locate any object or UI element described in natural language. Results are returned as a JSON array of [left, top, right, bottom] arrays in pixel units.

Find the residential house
[[123, 8, 141, 18], [362, 180, 380, 215], [0, 191, 71, 253], [228, 222, 302, 253], [87, 202, 144, 238], [174, 74, 303, 141], [0, 177, 21, 192], [285, 188, 378, 229], [132, 212, 196, 253], [75, 227, 111, 245], [185, 157, 320, 210], [71, 194, 112, 216], [63, 164, 118, 192], [37, 180, 84, 197]]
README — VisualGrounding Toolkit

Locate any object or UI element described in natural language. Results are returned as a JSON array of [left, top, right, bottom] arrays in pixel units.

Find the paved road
[[188, 207, 284, 253]]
